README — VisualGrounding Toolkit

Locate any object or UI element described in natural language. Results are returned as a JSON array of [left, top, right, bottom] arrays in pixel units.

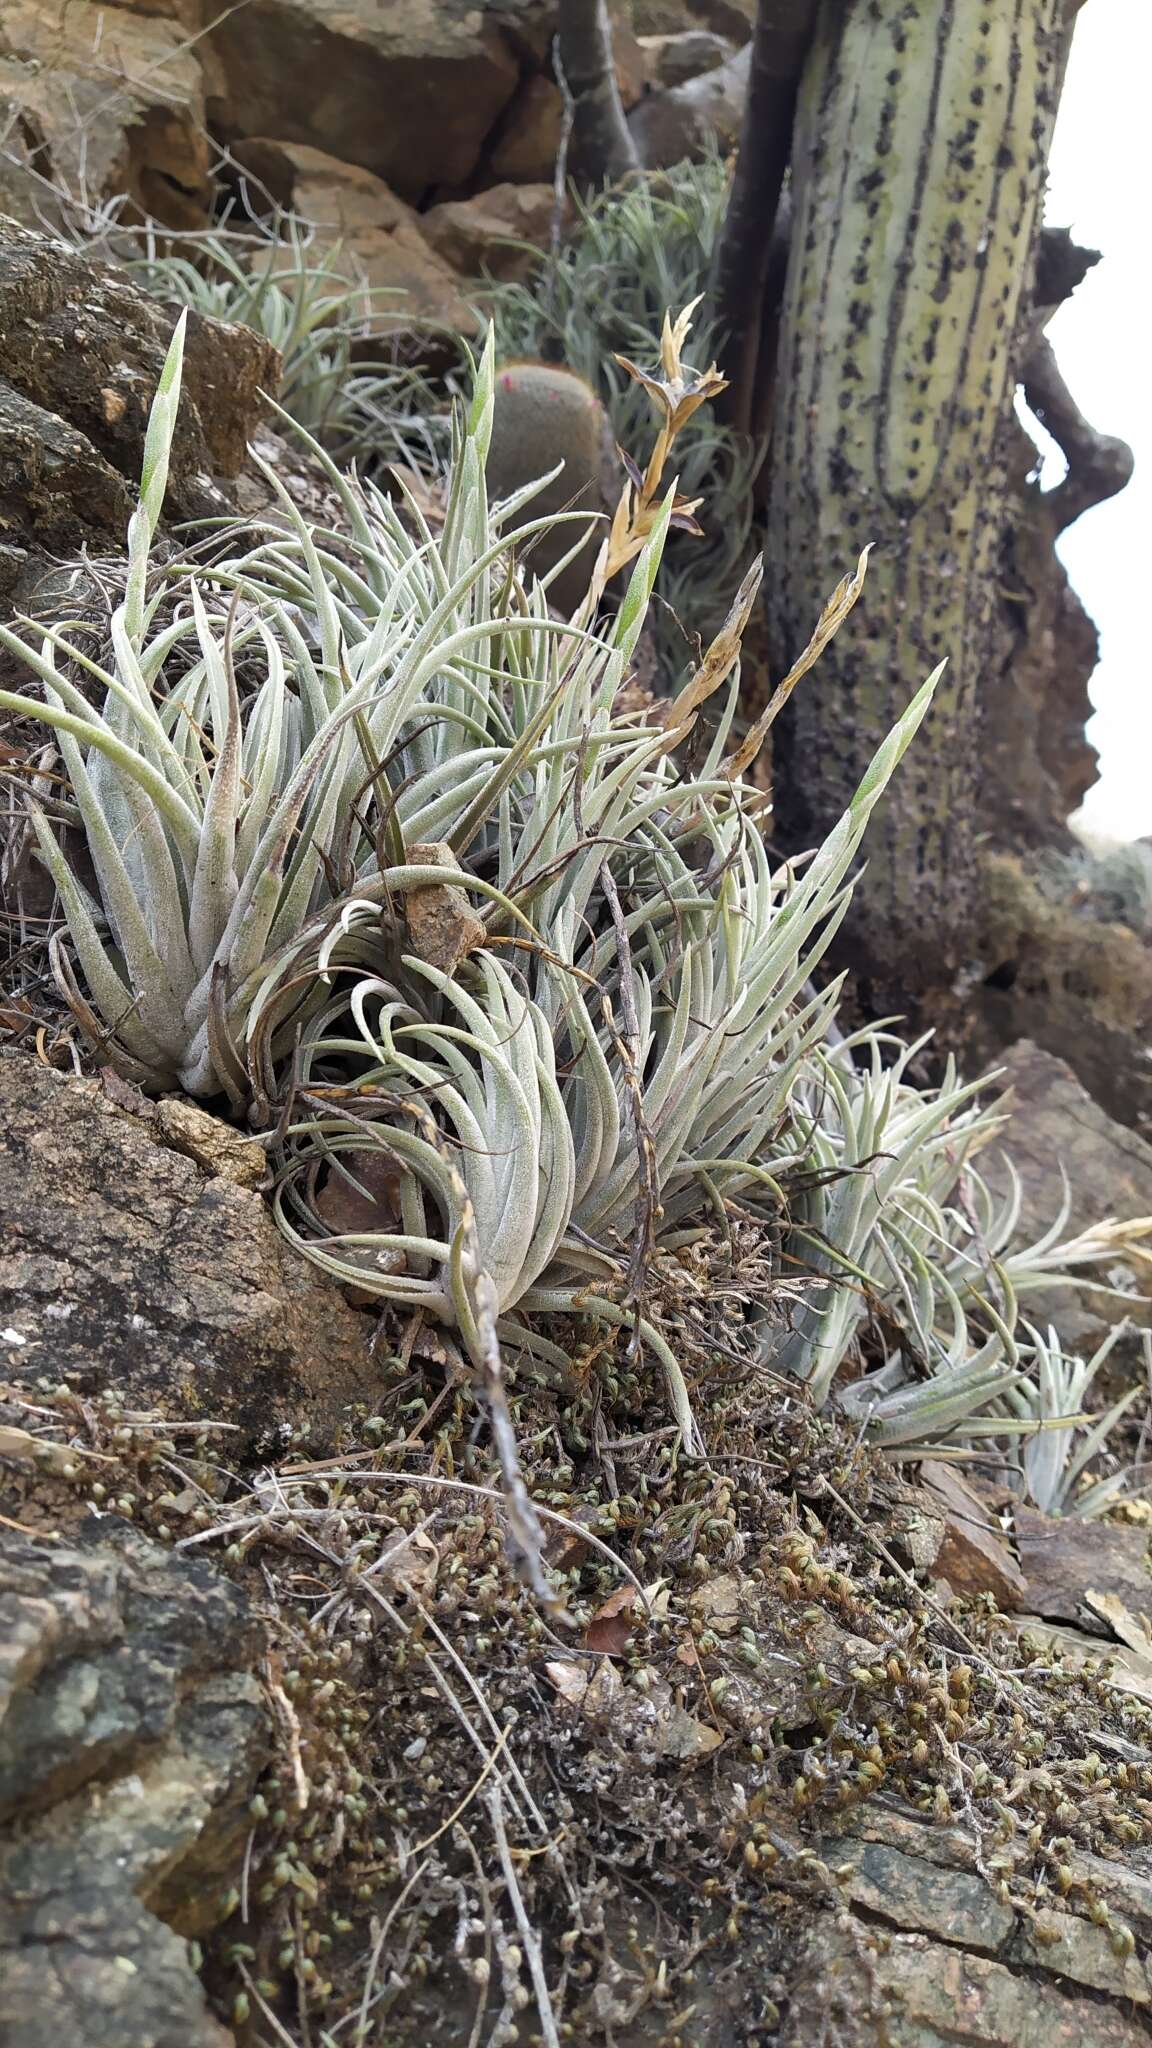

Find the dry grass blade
[[661, 554, 764, 749], [723, 546, 873, 779]]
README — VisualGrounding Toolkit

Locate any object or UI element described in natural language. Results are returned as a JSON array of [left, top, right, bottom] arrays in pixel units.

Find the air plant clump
[[129, 213, 455, 476], [1, 303, 1148, 1510]]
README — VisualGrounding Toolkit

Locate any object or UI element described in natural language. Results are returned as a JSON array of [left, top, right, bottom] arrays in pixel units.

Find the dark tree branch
[[1033, 224, 1100, 315], [1022, 335, 1134, 533], [557, 0, 639, 186], [712, 0, 819, 438]]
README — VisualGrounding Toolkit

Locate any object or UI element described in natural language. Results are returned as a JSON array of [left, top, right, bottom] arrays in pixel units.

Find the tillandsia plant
[[788, 1051, 1152, 1465], [0, 314, 664, 1095], [4, 301, 1148, 1478], [245, 304, 957, 1449]]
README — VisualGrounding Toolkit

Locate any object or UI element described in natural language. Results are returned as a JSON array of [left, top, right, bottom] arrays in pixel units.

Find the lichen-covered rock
[[0, 1057, 376, 1449], [0, 1518, 267, 2048], [0, 0, 215, 233], [782, 1921, 1150, 2046], [0, 216, 279, 594], [0, 216, 277, 488], [781, 1806, 1152, 2045], [0, 383, 133, 569]]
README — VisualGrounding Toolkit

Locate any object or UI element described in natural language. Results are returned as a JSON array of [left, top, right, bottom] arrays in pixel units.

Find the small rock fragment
[[919, 1461, 1027, 1609], [1014, 1506, 1152, 1633], [404, 841, 486, 974]]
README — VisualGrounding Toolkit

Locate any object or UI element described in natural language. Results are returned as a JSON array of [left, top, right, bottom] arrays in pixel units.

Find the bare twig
[[487, 1783, 562, 2048], [1021, 335, 1134, 534]]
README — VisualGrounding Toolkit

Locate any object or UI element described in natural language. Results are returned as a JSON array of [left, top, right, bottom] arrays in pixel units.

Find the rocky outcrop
[[0, 214, 277, 599], [974, 857, 1152, 1138], [0, 1057, 376, 1450], [0, 0, 215, 233], [229, 139, 479, 339], [2, 0, 739, 241], [977, 1038, 1152, 1357], [627, 42, 749, 164], [782, 1804, 1152, 2047], [204, 0, 535, 201], [0, 1519, 267, 2048]]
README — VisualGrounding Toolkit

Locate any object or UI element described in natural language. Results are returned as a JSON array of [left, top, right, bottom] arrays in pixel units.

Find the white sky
[[1041, 2, 1151, 842]]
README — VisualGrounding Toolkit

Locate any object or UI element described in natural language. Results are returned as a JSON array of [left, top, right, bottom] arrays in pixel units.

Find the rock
[[0, 0, 214, 231], [0, 382, 134, 556], [350, 209, 475, 345], [1012, 1616, 1152, 1709], [229, 139, 478, 340], [204, 0, 531, 201], [828, 1829, 1017, 1955], [422, 182, 556, 283], [976, 862, 1152, 1140], [153, 1096, 267, 1190], [632, 0, 754, 41], [0, 216, 278, 583], [637, 27, 735, 86], [784, 1922, 1151, 2046], [403, 842, 486, 975], [977, 1039, 1152, 1352], [918, 1462, 1027, 1610], [0, 1518, 267, 2048], [885, 1480, 947, 1573], [1013, 1507, 1152, 1635], [488, 74, 565, 184], [627, 44, 748, 165], [783, 1802, 1152, 2042], [0, 1056, 375, 1449]]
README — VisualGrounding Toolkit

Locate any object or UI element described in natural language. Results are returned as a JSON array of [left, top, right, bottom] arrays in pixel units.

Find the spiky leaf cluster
[[3, 314, 1147, 1492]]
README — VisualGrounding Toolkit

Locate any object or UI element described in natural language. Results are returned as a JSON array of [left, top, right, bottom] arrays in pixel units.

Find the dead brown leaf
[[546, 1657, 622, 1719], [584, 1584, 637, 1656]]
